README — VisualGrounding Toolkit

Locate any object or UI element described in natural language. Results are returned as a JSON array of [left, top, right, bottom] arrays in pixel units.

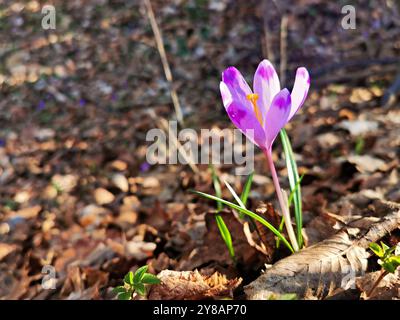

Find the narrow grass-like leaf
[[209, 165, 235, 259], [215, 214, 235, 259], [276, 216, 285, 249], [280, 128, 303, 248], [224, 180, 246, 209], [240, 171, 254, 207], [288, 174, 304, 207], [191, 190, 294, 253], [210, 165, 223, 212]]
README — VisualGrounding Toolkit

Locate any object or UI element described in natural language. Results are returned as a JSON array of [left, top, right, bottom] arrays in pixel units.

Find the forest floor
[[0, 0, 399, 299]]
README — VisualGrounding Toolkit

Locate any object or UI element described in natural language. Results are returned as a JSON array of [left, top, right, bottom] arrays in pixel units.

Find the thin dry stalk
[[143, 0, 184, 126], [279, 14, 288, 86], [147, 110, 199, 174], [262, 0, 275, 64]]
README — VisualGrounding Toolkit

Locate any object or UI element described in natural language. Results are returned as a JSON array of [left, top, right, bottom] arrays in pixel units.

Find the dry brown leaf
[[110, 160, 128, 171], [111, 173, 129, 192], [94, 188, 115, 205], [13, 205, 42, 219], [124, 240, 157, 260], [246, 231, 369, 300], [51, 174, 78, 193], [0, 243, 16, 261], [246, 201, 400, 300], [302, 214, 337, 246], [177, 209, 265, 270], [356, 270, 400, 300], [148, 270, 242, 300]]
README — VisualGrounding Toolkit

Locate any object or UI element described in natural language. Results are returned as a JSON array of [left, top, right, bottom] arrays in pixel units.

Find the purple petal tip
[[222, 67, 239, 84], [275, 89, 291, 109], [297, 67, 310, 85], [258, 61, 275, 80]]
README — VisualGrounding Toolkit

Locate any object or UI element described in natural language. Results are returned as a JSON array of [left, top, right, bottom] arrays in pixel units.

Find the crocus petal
[[289, 67, 310, 120], [253, 59, 281, 118], [222, 67, 252, 111], [219, 81, 233, 108], [264, 88, 291, 149], [225, 100, 266, 148]]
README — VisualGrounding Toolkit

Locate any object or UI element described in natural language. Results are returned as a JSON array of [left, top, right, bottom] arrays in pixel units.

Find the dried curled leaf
[[245, 231, 368, 299], [148, 270, 242, 300], [245, 201, 400, 300]]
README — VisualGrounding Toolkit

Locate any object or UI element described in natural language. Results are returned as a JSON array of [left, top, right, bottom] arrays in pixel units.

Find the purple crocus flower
[[37, 100, 46, 111], [79, 98, 87, 107], [219, 59, 310, 251], [219, 59, 310, 152], [139, 161, 151, 173]]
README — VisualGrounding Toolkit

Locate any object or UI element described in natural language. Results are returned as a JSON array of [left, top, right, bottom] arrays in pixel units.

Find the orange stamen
[[246, 93, 263, 126]]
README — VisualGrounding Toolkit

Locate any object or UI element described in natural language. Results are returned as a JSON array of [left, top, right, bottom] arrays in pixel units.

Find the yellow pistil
[[246, 93, 263, 126]]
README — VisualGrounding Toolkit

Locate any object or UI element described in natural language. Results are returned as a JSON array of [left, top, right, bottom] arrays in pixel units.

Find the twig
[[366, 269, 389, 298], [143, 0, 184, 126], [147, 110, 199, 174], [262, 0, 275, 64]]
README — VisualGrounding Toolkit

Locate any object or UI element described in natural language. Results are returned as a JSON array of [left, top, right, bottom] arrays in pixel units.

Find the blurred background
[[0, 0, 399, 299]]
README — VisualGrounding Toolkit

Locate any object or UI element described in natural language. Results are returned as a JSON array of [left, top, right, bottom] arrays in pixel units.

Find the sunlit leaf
[[118, 291, 132, 300], [141, 273, 161, 285], [134, 265, 148, 284], [135, 283, 146, 296], [124, 271, 134, 285]]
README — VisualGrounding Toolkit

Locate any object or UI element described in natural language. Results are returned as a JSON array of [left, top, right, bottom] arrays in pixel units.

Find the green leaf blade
[[191, 190, 294, 253], [280, 129, 303, 248], [134, 265, 148, 284], [112, 286, 127, 295], [134, 283, 146, 296], [118, 291, 132, 300], [141, 273, 161, 285], [240, 171, 254, 207], [124, 271, 134, 286], [215, 214, 235, 259], [369, 243, 384, 258], [210, 165, 223, 212]]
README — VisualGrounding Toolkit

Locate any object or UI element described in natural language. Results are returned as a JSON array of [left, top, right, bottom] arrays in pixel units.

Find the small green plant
[[4, 199, 18, 211], [369, 242, 400, 274], [51, 181, 63, 194], [355, 136, 365, 155], [113, 265, 160, 300], [367, 241, 400, 297]]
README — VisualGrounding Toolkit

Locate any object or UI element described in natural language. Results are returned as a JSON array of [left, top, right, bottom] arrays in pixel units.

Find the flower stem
[[264, 149, 299, 252]]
